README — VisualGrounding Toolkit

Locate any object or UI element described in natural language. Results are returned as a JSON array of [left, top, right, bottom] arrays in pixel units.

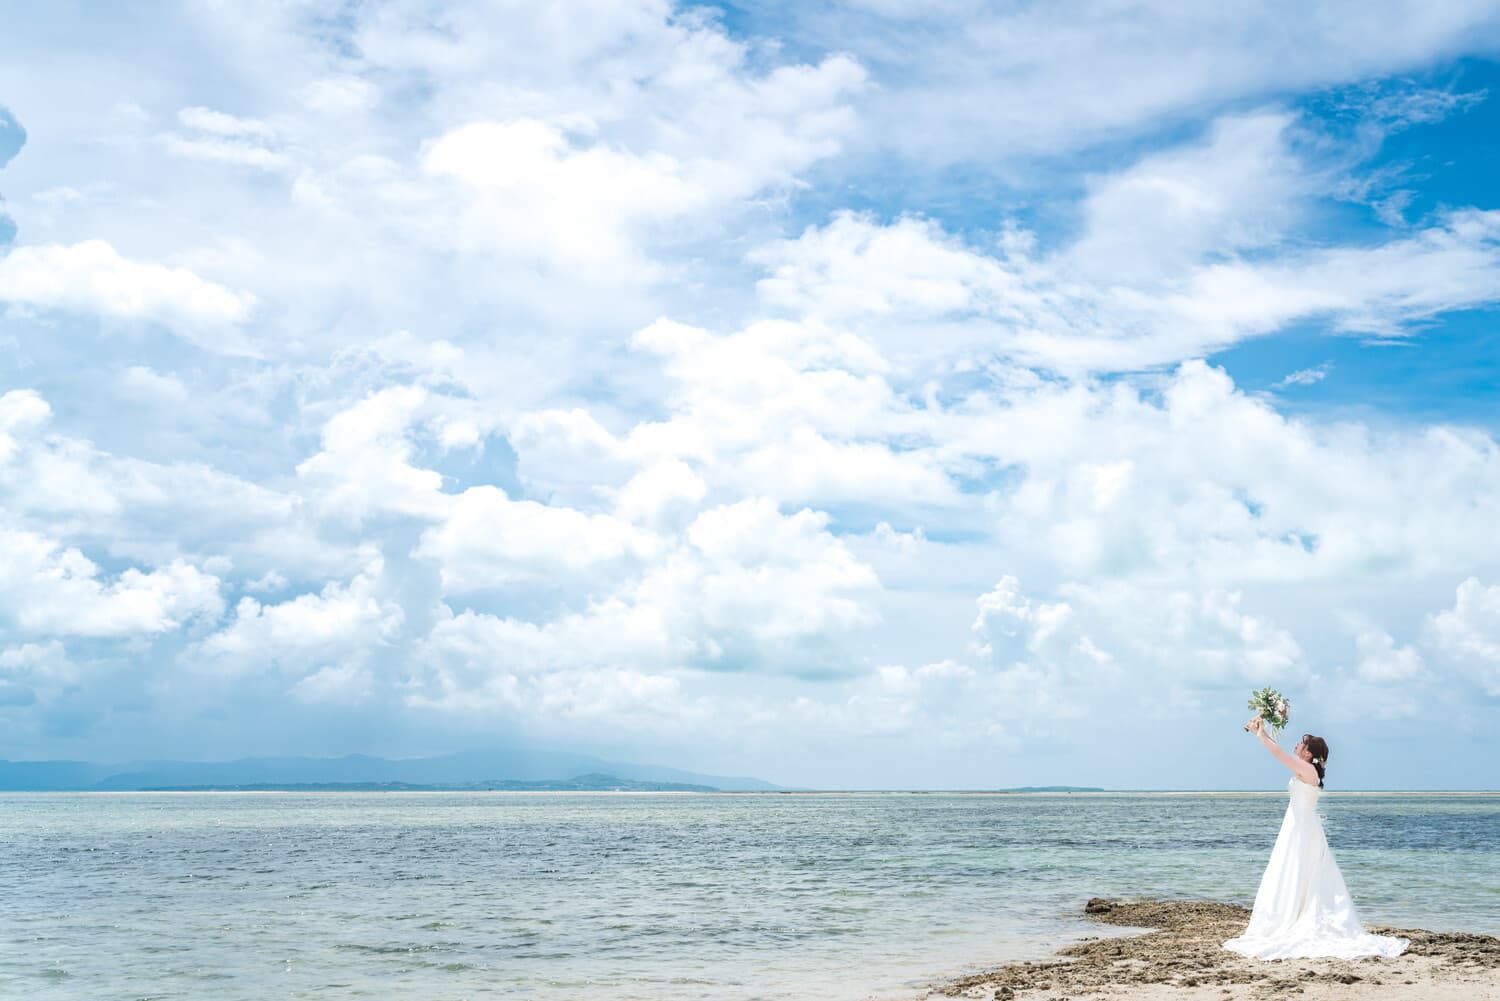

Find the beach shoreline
[[927, 899, 1500, 1001]]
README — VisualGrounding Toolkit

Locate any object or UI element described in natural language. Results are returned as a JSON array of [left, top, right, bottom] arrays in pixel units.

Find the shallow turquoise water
[[2, 792, 1495, 1000]]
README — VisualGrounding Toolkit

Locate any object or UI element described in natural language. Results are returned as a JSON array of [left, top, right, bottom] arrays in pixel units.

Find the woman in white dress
[[1222, 717, 1408, 960]]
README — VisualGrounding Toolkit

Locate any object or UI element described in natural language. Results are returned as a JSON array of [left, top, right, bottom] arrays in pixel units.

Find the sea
[[2, 791, 1496, 1001]]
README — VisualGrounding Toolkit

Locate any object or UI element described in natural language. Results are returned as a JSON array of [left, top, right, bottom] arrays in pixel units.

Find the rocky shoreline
[[932, 899, 1500, 1001]]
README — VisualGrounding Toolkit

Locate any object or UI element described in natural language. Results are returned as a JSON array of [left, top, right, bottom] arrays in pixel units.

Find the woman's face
[[1294, 739, 1312, 762]]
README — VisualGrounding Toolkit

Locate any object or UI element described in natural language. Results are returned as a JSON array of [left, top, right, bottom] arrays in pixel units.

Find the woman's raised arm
[[1247, 717, 1321, 785]]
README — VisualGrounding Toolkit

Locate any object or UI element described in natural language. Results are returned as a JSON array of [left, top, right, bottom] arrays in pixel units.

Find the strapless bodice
[[1288, 775, 1319, 815]]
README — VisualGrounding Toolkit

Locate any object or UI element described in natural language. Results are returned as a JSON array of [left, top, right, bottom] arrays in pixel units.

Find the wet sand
[[930, 899, 1500, 1001]]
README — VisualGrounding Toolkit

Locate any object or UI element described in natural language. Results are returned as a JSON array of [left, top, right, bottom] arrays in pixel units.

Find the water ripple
[[1, 792, 1495, 1001]]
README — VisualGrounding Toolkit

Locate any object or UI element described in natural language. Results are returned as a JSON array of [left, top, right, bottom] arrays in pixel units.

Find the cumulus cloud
[[410, 496, 882, 713], [973, 576, 1300, 694], [420, 118, 705, 274], [615, 458, 708, 527], [625, 318, 955, 507], [0, 389, 349, 585], [285, 7, 866, 285], [973, 576, 1101, 675], [507, 315, 955, 515], [4, 0, 1500, 782], [754, 212, 1029, 321], [0, 240, 255, 346], [0, 389, 50, 464], [197, 563, 403, 687], [1354, 628, 1427, 684], [312, 60, 863, 280], [418, 485, 657, 592], [295, 386, 450, 524], [0, 641, 73, 710], [1424, 578, 1500, 696], [0, 529, 222, 638], [745, 100, 1500, 376], [965, 360, 1500, 586], [683, 498, 880, 644]]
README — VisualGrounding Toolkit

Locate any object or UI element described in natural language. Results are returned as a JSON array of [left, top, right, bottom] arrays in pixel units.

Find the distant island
[[0, 751, 1111, 793], [0, 749, 778, 792], [142, 774, 718, 793]]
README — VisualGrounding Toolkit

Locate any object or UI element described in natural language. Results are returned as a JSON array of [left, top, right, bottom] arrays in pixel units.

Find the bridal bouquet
[[1245, 687, 1290, 736]]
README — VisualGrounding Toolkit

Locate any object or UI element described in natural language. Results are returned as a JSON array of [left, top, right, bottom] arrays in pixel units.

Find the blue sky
[[2, 1, 1500, 789]]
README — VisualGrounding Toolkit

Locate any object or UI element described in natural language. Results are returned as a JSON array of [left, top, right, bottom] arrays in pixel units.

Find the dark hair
[[1302, 734, 1329, 788]]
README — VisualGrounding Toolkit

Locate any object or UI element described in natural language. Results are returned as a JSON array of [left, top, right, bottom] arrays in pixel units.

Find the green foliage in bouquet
[[1247, 687, 1290, 736]]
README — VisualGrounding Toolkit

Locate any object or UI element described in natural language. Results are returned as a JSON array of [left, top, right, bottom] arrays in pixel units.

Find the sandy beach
[[931, 899, 1500, 1001]]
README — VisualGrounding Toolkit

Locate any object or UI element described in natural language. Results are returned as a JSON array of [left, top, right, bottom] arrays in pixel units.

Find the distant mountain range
[[0, 749, 780, 792]]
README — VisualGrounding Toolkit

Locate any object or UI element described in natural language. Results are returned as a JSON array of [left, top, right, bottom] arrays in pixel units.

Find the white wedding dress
[[1222, 777, 1408, 960]]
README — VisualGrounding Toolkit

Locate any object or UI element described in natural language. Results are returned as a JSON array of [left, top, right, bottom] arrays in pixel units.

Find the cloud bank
[[1, 0, 1498, 788]]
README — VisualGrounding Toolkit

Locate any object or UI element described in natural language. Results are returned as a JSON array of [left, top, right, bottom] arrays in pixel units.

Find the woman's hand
[[1244, 715, 1264, 734]]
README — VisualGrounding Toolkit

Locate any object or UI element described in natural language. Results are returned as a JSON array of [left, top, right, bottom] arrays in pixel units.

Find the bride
[[1222, 717, 1408, 960]]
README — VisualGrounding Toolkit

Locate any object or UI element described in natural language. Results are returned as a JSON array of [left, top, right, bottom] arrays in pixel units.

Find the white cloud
[[615, 459, 708, 527], [0, 641, 74, 708], [284, 9, 866, 286], [1354, 628, 1427, 684], [4, 0, 1500, 782], [826, 1, 1500, 161], [420, 118, 705, 275], [302, 76, 381, 115], [406, 626, 690, 729], [624, 318, 956, 507], [295, 386, 450, 524], [683, 499, 879, 643], [162, 136, 291, 171], [1363, 86, 1488, 131], [972, 576, 1088, 669], [1424, 578, 1500, 696], [0, 240, 255, 345], [118, 365, 191, 404], [348, 1, 866, 173], [752, 195, 1500, 375], [164, 106, 289, 171], [1164, 588, 1305, 684], [198, 564, 403, 679], [964, 360, 1500, 586], [1067, 111, 1306, 282], [0, 529, 223, 638], [176, 107, 275, 140], [754, 212, 1028, 320], [0, 389, 352, 583], [246, 571, 288, 594], [966, 575, 1306, 731], [418, 485, 658, 592], [0, 389, 51, 464], [506, 316, 956, 515], [870, 521, 924, 555], [1276, 364, 1331, 388], [410, 496, 881, 706], [623, 498, 882, 670]]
